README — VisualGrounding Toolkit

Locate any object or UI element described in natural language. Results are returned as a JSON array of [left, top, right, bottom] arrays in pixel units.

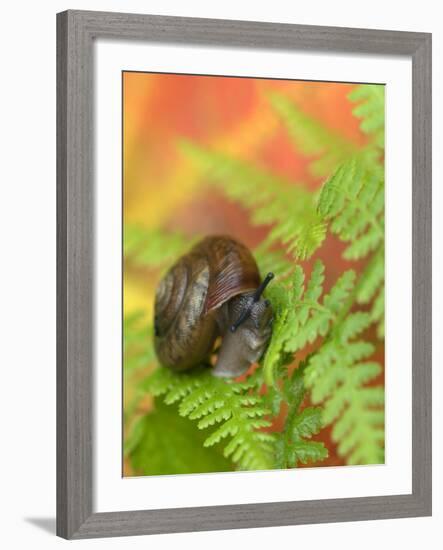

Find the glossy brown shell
[[154, 236, 260, 371], [195, 236, 261, 313]]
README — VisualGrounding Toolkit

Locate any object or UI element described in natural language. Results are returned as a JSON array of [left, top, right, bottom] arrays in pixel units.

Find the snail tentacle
[[153, 236, 274, 377]]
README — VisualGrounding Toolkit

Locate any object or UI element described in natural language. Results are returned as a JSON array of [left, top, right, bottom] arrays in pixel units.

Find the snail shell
[[154, 235, 273, 377]]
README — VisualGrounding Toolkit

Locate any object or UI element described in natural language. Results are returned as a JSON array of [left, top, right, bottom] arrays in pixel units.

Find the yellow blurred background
[[123, 72, 383, 471], [123, 72, 366, 321]]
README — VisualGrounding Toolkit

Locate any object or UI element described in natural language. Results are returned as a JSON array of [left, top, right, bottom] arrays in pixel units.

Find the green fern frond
[[143, 367, 275, 471], [124, 225, 196, 270], [356, 247, 384, 304], [125, 80, 386, 474], [317, 156, 384, 337], [275, 366, 328, 468], [371, 285, 385, 338], [318, 156, 384, 260], [180, 140, 326, 260], [349, 84, 385, 149], [263, 261, 355, 386], [304, 310, 384, 464], [263, 259, 384, 465], [355, 247, 385, 339], [269, 92, 356, 177], [262, 283, 293, 387]]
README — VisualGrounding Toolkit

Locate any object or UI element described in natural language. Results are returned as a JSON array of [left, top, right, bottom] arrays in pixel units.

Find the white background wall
[[0, 0, 440, 548]]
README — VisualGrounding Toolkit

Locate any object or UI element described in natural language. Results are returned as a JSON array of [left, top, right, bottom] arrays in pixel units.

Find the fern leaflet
[[264, 261, 384, 464], [317, 156, 384, 336], [349, 84, 385, 149], [143, 367, 275, 471], [318, 156, 384, 260], [274, 365, 328, 468], [263, 260, 355, 386], [303, 310, 385, 464]]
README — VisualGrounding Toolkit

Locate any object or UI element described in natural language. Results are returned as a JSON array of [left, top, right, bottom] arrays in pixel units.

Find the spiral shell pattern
[[153, 236, 260, 371]]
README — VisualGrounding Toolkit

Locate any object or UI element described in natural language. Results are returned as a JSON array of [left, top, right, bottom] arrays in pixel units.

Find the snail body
[[154, 235, 274, 378]]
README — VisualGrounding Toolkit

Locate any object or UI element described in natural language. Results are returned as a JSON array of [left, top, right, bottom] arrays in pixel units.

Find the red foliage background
[[123, 72, 384, 470]]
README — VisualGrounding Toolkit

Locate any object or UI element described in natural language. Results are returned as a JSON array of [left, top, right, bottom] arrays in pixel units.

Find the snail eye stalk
[[252, 272, 274, 302], [230, 272, 274, 333]]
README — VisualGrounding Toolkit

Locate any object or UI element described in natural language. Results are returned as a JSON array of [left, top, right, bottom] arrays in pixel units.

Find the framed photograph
[[57, 10, 432, 539]]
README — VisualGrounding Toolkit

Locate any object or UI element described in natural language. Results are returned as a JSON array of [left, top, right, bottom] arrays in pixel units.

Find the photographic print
[[123, 72, 385, 477]]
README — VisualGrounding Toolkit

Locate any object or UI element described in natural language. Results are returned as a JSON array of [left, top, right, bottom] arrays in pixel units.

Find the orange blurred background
[[123, 72, 383, 470], [124, 72, 366, 318]]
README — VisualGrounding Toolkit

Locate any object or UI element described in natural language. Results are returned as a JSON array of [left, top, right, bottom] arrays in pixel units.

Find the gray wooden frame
[[57, 9, 432, 540]]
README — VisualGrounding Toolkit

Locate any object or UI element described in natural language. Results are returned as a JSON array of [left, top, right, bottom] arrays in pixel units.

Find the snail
[[153, 235, 274, 378]]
